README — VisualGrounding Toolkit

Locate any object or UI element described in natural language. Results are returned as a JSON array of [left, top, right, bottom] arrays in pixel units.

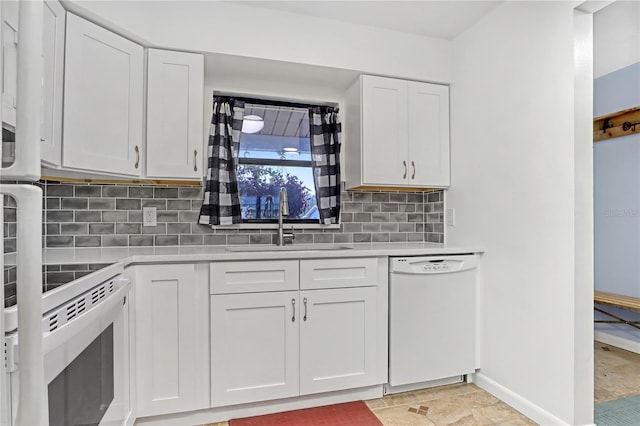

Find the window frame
[[234, 96, 323, 226]]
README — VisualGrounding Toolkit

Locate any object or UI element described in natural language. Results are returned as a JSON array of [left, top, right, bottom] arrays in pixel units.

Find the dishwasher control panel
[[421, 261, 457, 272], [390, 255, 478, 274]]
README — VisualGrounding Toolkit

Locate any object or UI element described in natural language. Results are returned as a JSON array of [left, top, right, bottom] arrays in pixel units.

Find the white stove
[[3, 262, 132, 425]]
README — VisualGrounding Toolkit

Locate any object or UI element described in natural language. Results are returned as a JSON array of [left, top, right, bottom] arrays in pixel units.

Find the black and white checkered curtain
[[199, 97, 244, 226], [309, 107, 342, 224]]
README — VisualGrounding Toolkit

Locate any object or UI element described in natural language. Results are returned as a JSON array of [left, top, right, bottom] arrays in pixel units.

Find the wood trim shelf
[[347, 185, 443, 192], [593, 106, 640, 142], [40, 175, 203, 186]]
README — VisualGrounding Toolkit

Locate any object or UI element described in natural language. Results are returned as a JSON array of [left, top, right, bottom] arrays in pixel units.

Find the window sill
[[212, 223, 340, 231]]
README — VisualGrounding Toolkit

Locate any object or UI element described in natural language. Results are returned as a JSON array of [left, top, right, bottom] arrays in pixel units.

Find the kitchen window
[[199, 96, 341, 228], [237, 98, 321, 224]]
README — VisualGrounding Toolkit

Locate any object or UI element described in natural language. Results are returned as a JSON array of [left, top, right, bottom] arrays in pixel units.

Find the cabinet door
[[63, 13, 143, 176], [361, 75, 408, 186], [211, 291, 299, 407], [408, 81, 450, 187], [299, 287, 378, 395], [146, 49, 204, 179], [40, 0, 65, 167], [1, 0, 18, 128], [134, 264, 209, 417]]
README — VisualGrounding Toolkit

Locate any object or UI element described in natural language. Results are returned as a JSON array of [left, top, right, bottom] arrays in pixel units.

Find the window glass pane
[[241, 104, 311, 161], [237, 165, 318, 220]]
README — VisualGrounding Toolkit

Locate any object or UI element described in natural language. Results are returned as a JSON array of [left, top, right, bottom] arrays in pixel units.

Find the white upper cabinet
[[40, 0, 65, 167], [361, 76, 408, 186], [62, 13, 143, 176], [146, 49, 204, 180], [346, 75, 450, 189], [1, 0, 18, 128], [407, 81, 450, 187]]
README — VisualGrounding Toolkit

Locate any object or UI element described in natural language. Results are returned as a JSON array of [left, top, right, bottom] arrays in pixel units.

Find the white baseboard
[[595, 331, 640, 354], [473, 373, 570, 426]]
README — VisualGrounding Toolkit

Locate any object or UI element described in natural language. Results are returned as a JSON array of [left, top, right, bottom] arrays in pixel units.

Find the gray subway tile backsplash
[[4, 180, 445, 305], [6, 180, 445, 252]]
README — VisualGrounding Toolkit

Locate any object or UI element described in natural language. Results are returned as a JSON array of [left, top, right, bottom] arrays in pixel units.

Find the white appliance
[[2, 2, 131, 425], [4, 265, 131, 425], [387, 255, 479, 395], [1, 1, 46, 424]]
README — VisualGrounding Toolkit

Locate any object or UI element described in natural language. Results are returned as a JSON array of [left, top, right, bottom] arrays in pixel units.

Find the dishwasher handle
[[389, 255, 479, 274]]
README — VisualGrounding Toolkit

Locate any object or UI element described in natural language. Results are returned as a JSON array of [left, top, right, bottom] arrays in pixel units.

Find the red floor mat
[[230, 401, 382, 426]]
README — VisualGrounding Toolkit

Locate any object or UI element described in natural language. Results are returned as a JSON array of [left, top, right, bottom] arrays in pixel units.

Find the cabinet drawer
[[300, 258, 378, 290], [211, 260, 299, 294]]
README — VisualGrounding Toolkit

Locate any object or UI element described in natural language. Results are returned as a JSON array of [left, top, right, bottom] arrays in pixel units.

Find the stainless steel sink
[[225, 244, 353, 252]]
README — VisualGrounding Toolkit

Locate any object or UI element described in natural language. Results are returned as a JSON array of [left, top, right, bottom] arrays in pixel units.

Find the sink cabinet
[[210, 291, 300, 407], [299, 286, 378, 395], [210, 258, 383, 407]]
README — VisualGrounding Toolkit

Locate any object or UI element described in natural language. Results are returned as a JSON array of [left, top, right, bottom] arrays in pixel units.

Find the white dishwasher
[[387, 255, 479, 394]]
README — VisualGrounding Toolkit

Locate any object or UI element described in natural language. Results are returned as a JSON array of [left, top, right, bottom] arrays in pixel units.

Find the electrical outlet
[[143, 207, 157, 227], [446, 208, 455, 227]]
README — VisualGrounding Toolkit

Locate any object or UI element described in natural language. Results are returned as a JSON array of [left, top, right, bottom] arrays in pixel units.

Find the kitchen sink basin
[[225, 244, 353, 252]]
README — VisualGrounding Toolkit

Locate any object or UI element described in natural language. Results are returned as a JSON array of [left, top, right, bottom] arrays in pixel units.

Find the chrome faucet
[[277, 187, 295, 246]]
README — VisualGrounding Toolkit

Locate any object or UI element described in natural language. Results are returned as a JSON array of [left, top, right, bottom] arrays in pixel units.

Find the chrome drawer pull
[[134, 145, 140, 169], [291, 298, 296, 322], [303, 297, 308, 321], [194, 149, 198, 172]]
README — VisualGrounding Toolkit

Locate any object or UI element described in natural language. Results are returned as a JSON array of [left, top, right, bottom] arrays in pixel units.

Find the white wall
[[592, 1, 640, 349], [572, 8, 595, 424], [448, 1, 591, 424], [65, 0, 452, 84], [594, 0, 640, 78]]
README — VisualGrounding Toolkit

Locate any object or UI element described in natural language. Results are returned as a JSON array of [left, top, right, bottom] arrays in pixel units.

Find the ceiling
[[234, 1, 501, 40], [245, 104, 310, 138]]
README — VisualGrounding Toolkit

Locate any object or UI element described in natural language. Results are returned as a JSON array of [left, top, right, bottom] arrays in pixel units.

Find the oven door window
[[48, 324, 114, 426]]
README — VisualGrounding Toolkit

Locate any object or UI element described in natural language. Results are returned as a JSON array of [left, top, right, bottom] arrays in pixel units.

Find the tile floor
[[365, 382, 536, 426], [203, 383, 536, 426], [204, 341, 640, 426], [594, 341, 640, 403]]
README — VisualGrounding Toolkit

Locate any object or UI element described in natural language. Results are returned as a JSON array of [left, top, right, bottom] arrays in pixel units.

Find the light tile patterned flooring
[[365, 382, 535, 425], [204, 341, 640, 426], [203, 383, 536, 426], [594, 341, 640, 403]]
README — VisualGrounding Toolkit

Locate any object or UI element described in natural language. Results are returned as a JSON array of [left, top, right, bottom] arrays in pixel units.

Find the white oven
[[4, 264, 131, 425]]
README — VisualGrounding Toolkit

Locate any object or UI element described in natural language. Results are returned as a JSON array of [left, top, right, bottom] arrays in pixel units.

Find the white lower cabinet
[[210, 258, 381, 408], [210, 291, 300, 407], [133, 264, 209, 417], [299, 287, 378, 395]]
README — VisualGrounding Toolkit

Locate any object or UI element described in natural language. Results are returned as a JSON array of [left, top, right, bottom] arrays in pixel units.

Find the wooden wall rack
[[594, 106, 640, 142]]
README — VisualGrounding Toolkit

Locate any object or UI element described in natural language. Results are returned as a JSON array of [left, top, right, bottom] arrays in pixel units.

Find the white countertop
[[5, 243, 483, 266]]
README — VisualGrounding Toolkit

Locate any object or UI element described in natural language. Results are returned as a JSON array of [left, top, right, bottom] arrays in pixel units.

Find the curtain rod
[[213, 92, 338, 111], [245, 104, 308, 114]]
